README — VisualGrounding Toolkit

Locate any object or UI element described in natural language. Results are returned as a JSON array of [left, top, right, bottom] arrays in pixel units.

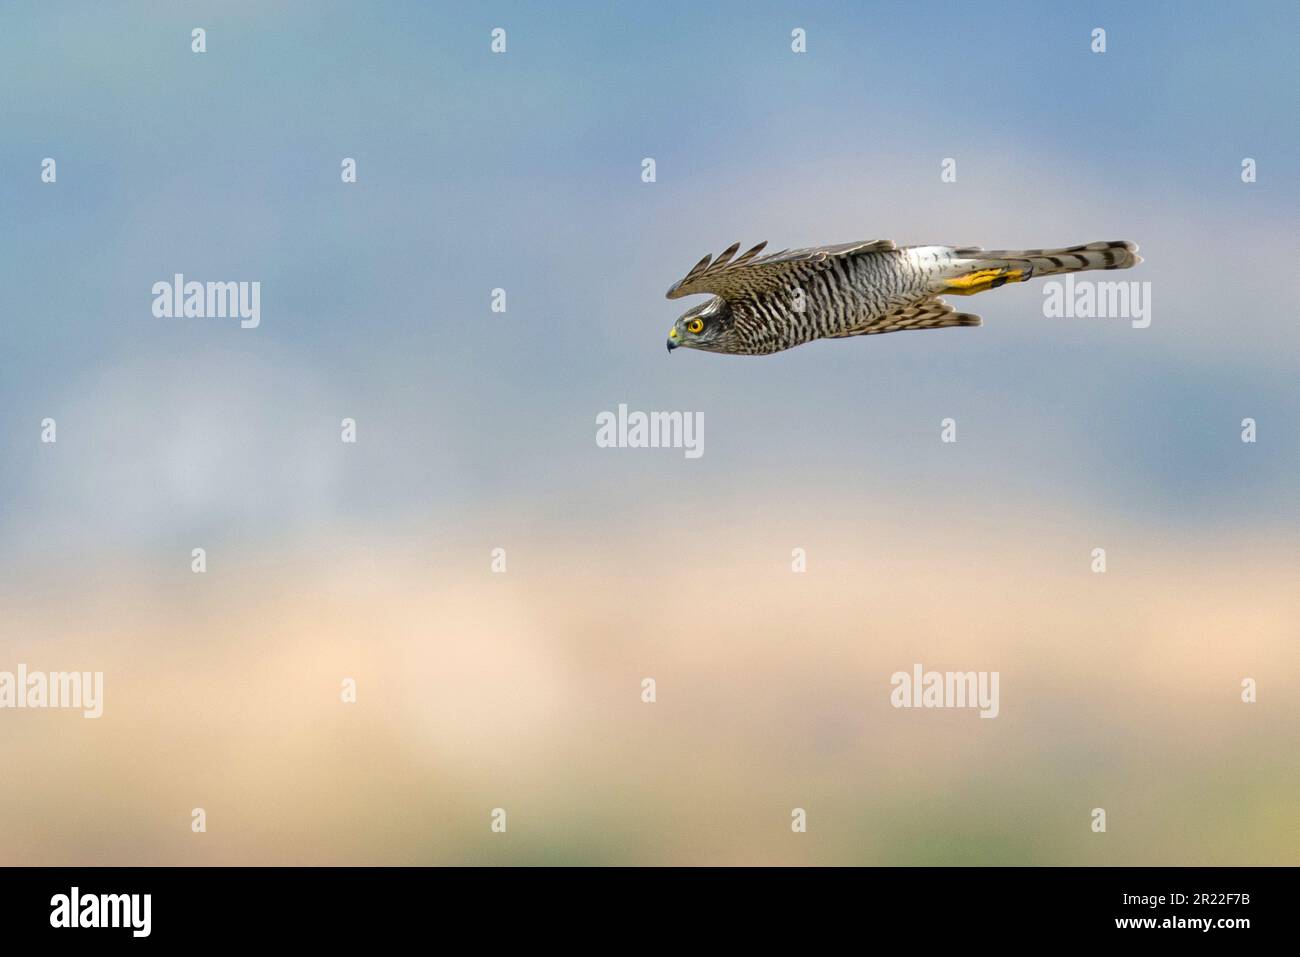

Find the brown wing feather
[[665, 239, 896, 300], [826, 297, 981, 338]]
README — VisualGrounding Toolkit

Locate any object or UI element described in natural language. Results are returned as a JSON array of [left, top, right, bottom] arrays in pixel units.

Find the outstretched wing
[[665, 239, 896, 300], [825, 297, 981, 337]]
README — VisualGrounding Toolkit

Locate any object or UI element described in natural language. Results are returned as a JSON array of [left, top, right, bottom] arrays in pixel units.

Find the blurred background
[[1, 0, 1296, 864]]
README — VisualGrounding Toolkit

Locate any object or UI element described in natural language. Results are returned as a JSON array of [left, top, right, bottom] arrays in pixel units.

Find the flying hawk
[[664, 238, 1140, 355]]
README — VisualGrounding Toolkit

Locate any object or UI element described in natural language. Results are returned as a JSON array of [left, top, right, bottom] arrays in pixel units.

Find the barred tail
[[941, 241, 1141, 295]]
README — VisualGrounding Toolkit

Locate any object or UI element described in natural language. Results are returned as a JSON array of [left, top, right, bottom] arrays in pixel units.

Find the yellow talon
[[945, 267, 1026, 295]]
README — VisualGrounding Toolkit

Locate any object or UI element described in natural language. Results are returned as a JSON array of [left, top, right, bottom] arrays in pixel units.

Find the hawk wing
[[825, 297, 981, 337], [665, 239, 896, 300]]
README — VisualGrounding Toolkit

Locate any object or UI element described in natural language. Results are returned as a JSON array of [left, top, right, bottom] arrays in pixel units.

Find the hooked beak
[[666, 327, 679, 352]]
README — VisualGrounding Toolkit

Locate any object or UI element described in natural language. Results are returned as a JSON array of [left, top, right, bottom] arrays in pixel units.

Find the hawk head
[[666, 297, 736, 354]]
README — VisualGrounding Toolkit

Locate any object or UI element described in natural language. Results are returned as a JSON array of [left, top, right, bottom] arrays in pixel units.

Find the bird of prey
[[664, 238, 1141, 355]]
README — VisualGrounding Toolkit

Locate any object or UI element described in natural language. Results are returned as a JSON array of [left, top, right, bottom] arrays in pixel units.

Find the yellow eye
[[686, 318, 704, 334]]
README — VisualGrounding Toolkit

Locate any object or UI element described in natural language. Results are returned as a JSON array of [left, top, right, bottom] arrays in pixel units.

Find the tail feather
[[948, 241, 1141, 288], [956, 239, 1138, 276], [990, 240, 1141, 276]]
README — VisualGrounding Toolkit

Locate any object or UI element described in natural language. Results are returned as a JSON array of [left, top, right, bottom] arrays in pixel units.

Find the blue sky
[[2, 0, 1297, 555]]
